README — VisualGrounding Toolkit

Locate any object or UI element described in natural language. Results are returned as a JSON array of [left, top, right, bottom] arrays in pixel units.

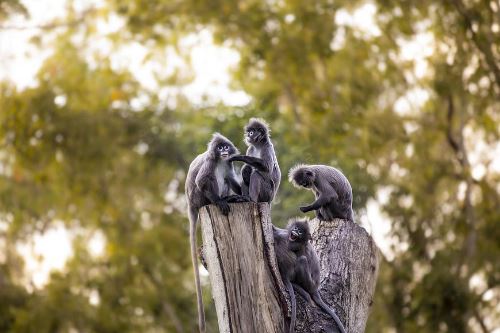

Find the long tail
[[312, 292, 346, 333], [189, 206, 205, 333], [285, 280, 296, 333]]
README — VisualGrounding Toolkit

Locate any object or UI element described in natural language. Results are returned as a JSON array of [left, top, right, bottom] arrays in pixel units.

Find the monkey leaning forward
[[185, 133, 243, 333], [274, 218, 346, 333], [289, 164, 354, 222]]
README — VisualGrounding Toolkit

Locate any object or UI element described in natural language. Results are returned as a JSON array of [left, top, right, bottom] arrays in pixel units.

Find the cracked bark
[[200, 202, 379, 333]]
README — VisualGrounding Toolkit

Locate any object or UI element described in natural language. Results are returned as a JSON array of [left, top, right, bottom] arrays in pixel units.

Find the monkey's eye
[[249, 130, 254, 136], [217, 146, 223, 151], [224, 145, 229, 150]]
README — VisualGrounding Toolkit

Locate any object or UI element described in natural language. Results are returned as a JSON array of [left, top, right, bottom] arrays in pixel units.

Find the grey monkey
[[274, 218, 346, 333], [185, 133, 243, 333], [289, 164, 354, 222], [228, 118, 281, 202]]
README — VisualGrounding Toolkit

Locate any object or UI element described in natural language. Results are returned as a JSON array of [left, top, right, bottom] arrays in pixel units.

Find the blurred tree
[[0, 0, 498, 332]]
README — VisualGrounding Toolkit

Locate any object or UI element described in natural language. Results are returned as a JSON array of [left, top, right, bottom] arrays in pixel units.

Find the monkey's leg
[[229, 155, 269, 172], [311, 292, 346, 333], [249, 172, 263, 202], [285, 280, 297, 333], [242, 164, 252, 185], [292, 283, 313, 304]]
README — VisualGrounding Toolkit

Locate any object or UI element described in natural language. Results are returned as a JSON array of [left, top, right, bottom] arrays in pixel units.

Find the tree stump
[[199, 202, 379, 333]]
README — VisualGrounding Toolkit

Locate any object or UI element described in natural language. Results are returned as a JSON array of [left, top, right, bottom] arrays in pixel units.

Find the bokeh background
[[1, 0, 499, 332]]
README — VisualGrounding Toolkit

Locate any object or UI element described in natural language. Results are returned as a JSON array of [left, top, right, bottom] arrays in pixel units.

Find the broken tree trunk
[[199, 202, 379, 333]]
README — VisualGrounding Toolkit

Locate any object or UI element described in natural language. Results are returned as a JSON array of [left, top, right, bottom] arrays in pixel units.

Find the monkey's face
[[294, 169, 314, 188], [245, 126, 267, 145], [216, 143, 235, 160], [288, 224, 311, 244]]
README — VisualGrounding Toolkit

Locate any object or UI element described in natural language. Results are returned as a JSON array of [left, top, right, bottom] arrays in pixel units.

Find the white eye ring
[[249, 131, 254, 136]]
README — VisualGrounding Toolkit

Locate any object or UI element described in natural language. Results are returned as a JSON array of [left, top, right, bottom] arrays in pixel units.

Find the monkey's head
[[244, 118, 270, 146], [208, 133, 239, 161], [287, 218, 312, 250], [288, 164, 315, 188]]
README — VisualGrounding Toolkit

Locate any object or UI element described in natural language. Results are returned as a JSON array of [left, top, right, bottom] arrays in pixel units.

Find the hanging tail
[[312, 292, 346, 333], [189, 206, 205, 333]]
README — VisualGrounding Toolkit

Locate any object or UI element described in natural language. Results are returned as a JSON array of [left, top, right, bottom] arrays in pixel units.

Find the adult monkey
[[274, 218, 346, 333], [185, 133, 244, 333], [229, 118, 281, 202], [289, 164, 354, 222]]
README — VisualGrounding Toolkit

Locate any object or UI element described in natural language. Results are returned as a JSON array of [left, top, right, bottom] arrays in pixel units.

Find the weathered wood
[[200, 202, 379, 333], [200, 202, 287, 333]]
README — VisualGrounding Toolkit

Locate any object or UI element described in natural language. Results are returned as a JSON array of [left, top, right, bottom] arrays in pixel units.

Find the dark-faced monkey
[[289, 164, 354, 222], [274, 218, 346, 333], [229, 118, 281, 203], [185, 133, 243, 333]]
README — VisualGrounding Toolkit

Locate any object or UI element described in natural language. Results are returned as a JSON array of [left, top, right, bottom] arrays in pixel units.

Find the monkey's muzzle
[[290, 230, 299, 241], [221, 152, 229, 159]]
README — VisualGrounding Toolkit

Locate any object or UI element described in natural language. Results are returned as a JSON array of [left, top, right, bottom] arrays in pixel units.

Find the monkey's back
[[273, 227, 297, 280], [185, 152, 211, 209], [310, 165, 353, 221]]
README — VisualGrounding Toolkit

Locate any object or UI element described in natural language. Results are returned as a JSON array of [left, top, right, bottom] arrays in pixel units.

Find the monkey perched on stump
[[274, 218, 346, 333], [185, 133, 244, 333], [229, 118, 281, 203], [289, 164, 354, 222]]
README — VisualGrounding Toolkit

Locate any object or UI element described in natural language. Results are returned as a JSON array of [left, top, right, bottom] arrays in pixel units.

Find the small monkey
[[185, 133, 243, 333], [274, 218, 346, 333], [289, 164, 354, 222], [229, 118, 281, 203]]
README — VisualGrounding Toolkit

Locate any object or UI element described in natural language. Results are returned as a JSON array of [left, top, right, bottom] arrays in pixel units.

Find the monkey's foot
[[223, 195, 252, 203]]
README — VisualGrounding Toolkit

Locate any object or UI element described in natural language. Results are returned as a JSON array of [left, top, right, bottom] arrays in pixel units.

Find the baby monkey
[[274, 218, 346, 333], [289, 164, 354, 222]]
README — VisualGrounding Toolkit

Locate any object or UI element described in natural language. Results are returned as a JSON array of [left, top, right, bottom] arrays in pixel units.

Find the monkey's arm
[[300, 182, 339, 213], [228, 155, 269, 173]]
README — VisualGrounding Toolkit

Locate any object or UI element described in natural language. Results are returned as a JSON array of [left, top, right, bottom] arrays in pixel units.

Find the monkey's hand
[[216, 199, 230, 216], [300, 205, 313, 213]]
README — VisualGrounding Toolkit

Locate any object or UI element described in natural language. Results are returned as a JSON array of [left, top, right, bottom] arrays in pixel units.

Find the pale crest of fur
[[207, 132, 239, 159], [288, 163, 310, 187], [245, 117, 271, 136], [286, 217, 311, 232]]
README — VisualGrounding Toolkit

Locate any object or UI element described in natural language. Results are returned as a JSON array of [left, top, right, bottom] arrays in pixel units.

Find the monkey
[[289, 164, 354, 222], [185, 133, 245, 333], [273, 218, 346, 333], [228, 118, 281, 203]]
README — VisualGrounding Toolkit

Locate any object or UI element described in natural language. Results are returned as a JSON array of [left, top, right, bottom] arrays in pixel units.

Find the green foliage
[[0, 0, 499, 332]]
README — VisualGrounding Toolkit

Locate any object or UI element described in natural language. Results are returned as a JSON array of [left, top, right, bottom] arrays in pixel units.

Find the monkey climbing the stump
[[274, 218, 346, 333]]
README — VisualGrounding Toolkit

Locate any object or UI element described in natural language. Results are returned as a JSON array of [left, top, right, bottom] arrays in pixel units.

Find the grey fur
[[229, 118, 281, 203], [273, 218, 346, 333], [289, 164, 354, 222], [185, 133, 241, 333]]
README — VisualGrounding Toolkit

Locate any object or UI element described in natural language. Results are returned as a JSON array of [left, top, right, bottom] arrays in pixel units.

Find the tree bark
[[200, 202, 379, 333]]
